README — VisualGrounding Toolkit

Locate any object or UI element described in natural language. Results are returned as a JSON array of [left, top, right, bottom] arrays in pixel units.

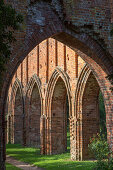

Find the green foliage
[[89, 134, 109, 160], [0, 0, 23, 84], [89, 134, 113, 170]]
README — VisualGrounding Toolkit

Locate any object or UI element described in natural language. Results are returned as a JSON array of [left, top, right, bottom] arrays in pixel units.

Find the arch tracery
[[7, 79, 24, 144], [25, 74, 42, 102], [10, 78, 24, 109], [45, 67, 72, 117]]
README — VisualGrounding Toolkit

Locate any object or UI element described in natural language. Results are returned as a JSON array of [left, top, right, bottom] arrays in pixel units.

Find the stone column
[[70, 116, 76, 160], [70, 116, 82, 161]]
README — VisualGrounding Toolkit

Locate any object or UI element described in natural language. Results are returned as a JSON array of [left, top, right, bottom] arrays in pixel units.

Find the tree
[[0, 0, 23, 84]]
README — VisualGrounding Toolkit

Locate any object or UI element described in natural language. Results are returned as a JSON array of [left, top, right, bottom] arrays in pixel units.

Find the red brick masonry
[[0, 0, 113, 169]]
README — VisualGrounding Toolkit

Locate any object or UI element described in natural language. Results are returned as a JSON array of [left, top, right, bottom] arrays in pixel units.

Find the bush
[[88, 134, 113, 170]]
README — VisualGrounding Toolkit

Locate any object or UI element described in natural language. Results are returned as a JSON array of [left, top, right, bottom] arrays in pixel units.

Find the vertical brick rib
[[75, 53, 78, 78], [55, 40, 58, 66], [21, 63, 23, 83], [37, 45, 39, 77], [26, 56, 28, 84], [46, 39, 49, 83], [64, 45, 66, 72]]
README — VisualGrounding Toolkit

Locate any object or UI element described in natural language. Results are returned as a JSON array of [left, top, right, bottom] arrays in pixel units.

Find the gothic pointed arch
[[44, 67, 72, 155], [10, 78, 24, 110], [9, 78, 24, 144], [74, 65, 91, 119], [25, 74, 42, 147], [72, 64, 100, 160], [25, 74, 43, 112], [0, 1, 113, 168], [45, 67, 72, 118], [1, 2, 113, 166]]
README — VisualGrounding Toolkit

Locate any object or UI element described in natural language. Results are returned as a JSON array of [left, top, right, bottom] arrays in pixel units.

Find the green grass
[[6, 144, 96, 170], [6, 163, 21, 170], [6, 131, 96, 170]]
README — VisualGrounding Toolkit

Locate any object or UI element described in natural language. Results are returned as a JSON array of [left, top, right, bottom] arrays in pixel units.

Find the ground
[[6, 132, 96, 170], [6, 163, 21, 170]]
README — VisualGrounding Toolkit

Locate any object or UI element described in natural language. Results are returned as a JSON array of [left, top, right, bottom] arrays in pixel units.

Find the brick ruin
[[0, 0, 113, 169], [6, 38, 100, 160]]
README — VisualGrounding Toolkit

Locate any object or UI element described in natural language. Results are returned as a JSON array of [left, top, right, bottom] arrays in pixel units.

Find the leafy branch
[[0, 0, 23, 84]]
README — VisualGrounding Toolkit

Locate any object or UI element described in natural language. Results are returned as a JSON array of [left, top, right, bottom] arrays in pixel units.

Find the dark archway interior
[[51, 77, 70, 154], [14, 88, 23, 144], [82, 72, 100, 159], [80, 72, 107, 160], [27, 83, 41, 147]]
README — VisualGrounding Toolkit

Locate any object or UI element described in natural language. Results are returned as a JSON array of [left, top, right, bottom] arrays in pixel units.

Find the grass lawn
[[6, 132, 96, 170], [6, 163, 21, 170], [6, 144, 96, 170]]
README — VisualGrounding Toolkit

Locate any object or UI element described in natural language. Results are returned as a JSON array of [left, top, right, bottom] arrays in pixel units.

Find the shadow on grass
[[6, 129, 96, 170], [6, 144, 96, 170]]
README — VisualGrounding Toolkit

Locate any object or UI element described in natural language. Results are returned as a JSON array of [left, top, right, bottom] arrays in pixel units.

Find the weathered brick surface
[[14, 88, 23, 144], [82, 73, 100, 159], [28, 84, 41, 147], [5, 38, 110, 161], [50, 77, 67, 154], [0, 1, 113, 169]]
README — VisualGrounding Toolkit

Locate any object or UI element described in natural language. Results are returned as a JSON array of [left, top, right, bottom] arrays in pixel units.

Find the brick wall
[[51, 77, 67, 154], [27, 84, 41, 147], [82, 73, 100, 159], [14, 88, 23, 144], [6, 38, 103, 160], [0, 1, 113, 168]]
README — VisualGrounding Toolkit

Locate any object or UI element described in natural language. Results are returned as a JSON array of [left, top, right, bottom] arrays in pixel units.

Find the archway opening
[[51, 77, 70, 154], [26, 83, 41, 148], [81, 72, 107, 160], [14, 88, 23, 144], [3, 35, 112, 169]]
